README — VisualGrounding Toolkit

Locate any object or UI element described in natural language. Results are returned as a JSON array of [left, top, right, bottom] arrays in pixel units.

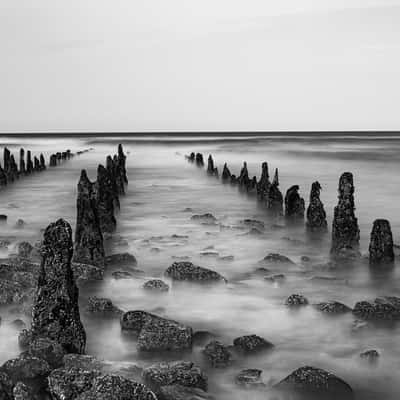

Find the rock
[[369, 219, 394, 266], [275, 366, 353, 400], [306, 181, 328, 231], [0, 166, 7, 187], [160, 384, 214, 400], [49, 154, 57, 167], [86, 297, 122, 315], [264, 274, 285, 283], [314, 301, 352, 314], [29, 219, 86, 354], [193, 331, 215, 345], [62, 354, 104, 371], [39, 154, 46, 170], [0, 281, 24, 305], [106, 156, 120, 210], [105, 252, 137, 267], [233, 335, 273, 353], [13, 382, 31, 400], [143, 279, 169, 292], [142, 361, 207, 393], [261, 253, 294, 265], [15, 219, 25, 229], [195, 153, 204, 166], [203, 341, 232, 368], [73, 170, 105, 268], [25, 337, 65, 368], [17, 242, 33, 259], [165, 262, 226, 283], [266, 169, 283, 213], [0, 215, 7, 224], [238, 162, 251, 190], [120, 311, 193, 351], [96, 164, 117, 233], [219, 255, 234, 262], [191, 214, 216, 224], [26, 151, 33, 174], [235, 369, 265, 388], [352, 296, 400, 320], [240, 219, 265, 230], [11, 319, 26, 330], [112, 271, 133, 279], [207, 155, 218, 176], [0, 371, 13, 399], [1, 355, 51, 386], [331, 172, 360, 256], [76, 374, 156, 400], [187, 152, 195, 162], [19, 148, 26, 174], [221, 163, 231, 181], [285, 294, 309, 307], [117, 144, 128, 186], [72, 262, 104, 282], [301, 256, 310, 262], [360, 349, 379, 361], [33, 156, 40, 172], [285, 185, 305, 219]]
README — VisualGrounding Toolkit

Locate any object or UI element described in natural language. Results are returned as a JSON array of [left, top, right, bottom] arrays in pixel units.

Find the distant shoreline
[[1, 131, 400, 138]]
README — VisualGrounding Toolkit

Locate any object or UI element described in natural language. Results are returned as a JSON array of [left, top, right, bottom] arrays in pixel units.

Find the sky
[[1, 0, 400, 132]]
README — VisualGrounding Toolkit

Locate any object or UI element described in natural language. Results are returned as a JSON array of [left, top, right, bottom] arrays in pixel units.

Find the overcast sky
[[1, 0, 399, 132]]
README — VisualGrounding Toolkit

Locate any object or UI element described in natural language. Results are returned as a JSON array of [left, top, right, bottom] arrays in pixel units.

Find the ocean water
[[0, 134, 400, 399]]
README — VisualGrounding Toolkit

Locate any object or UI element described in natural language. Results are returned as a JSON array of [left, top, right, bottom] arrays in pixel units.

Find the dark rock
[[360, 349, 379, 361], [188, 152, 195, 162], [257, 162, 271, 200], [33, 156, 40, 172], [143, 279, 169, 292], [0, 371, 13, 400], [221, 163, 231, 181], [96, 164, 117, 233], [285, 185, 305, 219], [117, 144, 128, 185], [160, 384, 214, 400], [25, 337, 65, 368], [120, 311, 193, 351], [203, 341, 232, 368], [369, 219, 394, 266], [105, 252, 137, 267], [235, 369, 265, 388], [264, 274, 285, 283], [106, 156, 120, 210], [142, 361, 207, 393], [240, 219, 265, 230], [230, 174, 238, 184], [314, 301, 352, 314], [112, 270, 133, 279], [15, 219, 25, 229], [72, 262, 104, 282], [195, 153, 204, 166], [39, 154, 46, 170], [0, 215, 7, 223], [26, 151, 33, 174], [86, 296, 122, 315], [13, 382, 31, 400], [331, 172, 360, 256], [285, 294, 309, 307], [19, 148, 26, 174], [233, 335, 273, 353], [29, 218, 86, 354], [306, 181, 327, 231], [238, 162, 251, 190], [0, 166, 7, 186], [17, 242, 33, 259], [49, 154, 57, 167], [352, 296, 400, 320], [266, 169, 283, 213], [11, 319, 26, 329], [207, 155, 218, 176], [165, 262, 226, 283], [191, 213, 216, 224], [261, 253, 294, 265], [73, 170, 105, 268], [275, 366, 353, 400]]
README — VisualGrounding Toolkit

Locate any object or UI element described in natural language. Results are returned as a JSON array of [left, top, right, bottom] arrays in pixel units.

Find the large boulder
[[275, 366, 353, 400], [233, 335, 274, 354], [314, 301, 352, 314], [353, 296, 400, 320], [142, 361, 207, 393], [306, 181, 328, 231], [121, 311, 193, 351], [165, 262, 226, 283], [369, 219, 394, 266], [29, 219, 86, 354]]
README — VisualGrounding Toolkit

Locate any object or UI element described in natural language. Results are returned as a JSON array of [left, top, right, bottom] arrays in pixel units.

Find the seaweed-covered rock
[[285, 185, 305, 219], [314, 301, 352, 314], [160, 384, 214, 400], [203, 341, 232, 368], [165, 262, 226, 283], [121, 311, 193, 351], [331, 172, 360, 256], [142, 361, 207, 393], [221, 163, 231, 181], [96, 164, 117, 233], [30, 219, 86, 354], [306, 181, 327, 231], [275, 366, 353, 400], [369, 219, 394, 266], [143, 280, 169, 292], [233, 335, 274, 353], [73, 170, 105, 268], [86, 297, 122, 315], [352, 296, 400, 320], [235, 369, 265, 388], [285, 294, 309, 307]]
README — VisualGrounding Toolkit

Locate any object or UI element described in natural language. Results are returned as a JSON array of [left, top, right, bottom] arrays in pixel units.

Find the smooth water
[[1, 134, 400, 399]]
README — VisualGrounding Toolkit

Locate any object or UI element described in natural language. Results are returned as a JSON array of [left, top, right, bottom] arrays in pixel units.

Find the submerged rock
[[360, 349, 379, 361], [165, 262, 226, 283], [369, 219, 394, 266], [29, 219, 86, 354], [285, 294, 309, 307], [96, 165, 117, 233], [203, 341, 232, 368], [142, 361, 207, 393], [191, 213, 217, 224], [261, 253, 295, 265], [275, 366, 353, 400], [121, 311, 193, 351], [353, 296, 400, 320], [285, 185, 305, 219], [306, 181, 328, 231], [73, 170, 105, 268], [233, 335, 274, 353], [235, 369, 265, 388], [143, 279, 169, 292], [314, 301, 352, 314], [331, 172, 360, 257], [86, 296, 122, 315]]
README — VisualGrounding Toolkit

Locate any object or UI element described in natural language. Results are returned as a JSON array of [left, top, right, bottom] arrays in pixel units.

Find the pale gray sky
[[1, 0, 399, 132]]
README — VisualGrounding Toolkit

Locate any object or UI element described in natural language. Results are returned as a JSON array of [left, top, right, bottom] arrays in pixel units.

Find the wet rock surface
[[235, 369, 265, 388], [105, 252, 137, 267], [369, 219, 394, 266], [306, 181, 328, 231], [353, 296, 400, 320], [314, 301, 352, 314], [96, 165, 117, 234], [86, 296, 123, 315], [143, 279, 169, 292], [285, 294, 309, 307], [233, 335, 274, 353], [261, 253, 295, 265], [165, 262, 226, 283], [285, 185, 305, 219], [203, 341, 232, 368]]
